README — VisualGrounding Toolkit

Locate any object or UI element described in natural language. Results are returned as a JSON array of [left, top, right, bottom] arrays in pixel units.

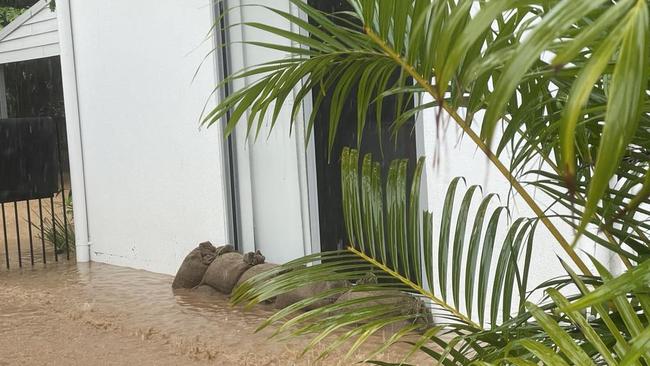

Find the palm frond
[[201, 0, 647, 275], [209, 1, 650, 363], [232, 148, 539, 362], [493, 257, 650, 365]]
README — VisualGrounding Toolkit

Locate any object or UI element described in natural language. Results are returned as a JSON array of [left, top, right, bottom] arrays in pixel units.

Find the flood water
[[0, 262, 431, 365]]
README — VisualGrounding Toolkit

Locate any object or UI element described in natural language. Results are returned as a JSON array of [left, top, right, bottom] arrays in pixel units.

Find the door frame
[[216, 0, 320, 258]]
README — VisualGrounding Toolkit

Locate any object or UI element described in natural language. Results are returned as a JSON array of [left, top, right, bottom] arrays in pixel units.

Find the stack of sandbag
[[171, 242, 235, 289], [173, 245, 353, 312]]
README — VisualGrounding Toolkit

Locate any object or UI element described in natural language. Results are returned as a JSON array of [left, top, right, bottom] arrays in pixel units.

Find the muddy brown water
[[0, 262, 433, 365]]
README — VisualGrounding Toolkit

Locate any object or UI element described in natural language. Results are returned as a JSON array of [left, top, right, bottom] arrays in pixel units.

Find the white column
[[56, 0, 90, 262]]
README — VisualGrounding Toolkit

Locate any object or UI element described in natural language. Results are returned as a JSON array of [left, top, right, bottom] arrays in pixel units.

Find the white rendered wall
[[418, 101, 605, 319], [63, 0, 228, 274]]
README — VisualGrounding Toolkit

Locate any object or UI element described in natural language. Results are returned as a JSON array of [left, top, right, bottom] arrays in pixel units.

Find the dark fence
[[0, 116, 72, 268]]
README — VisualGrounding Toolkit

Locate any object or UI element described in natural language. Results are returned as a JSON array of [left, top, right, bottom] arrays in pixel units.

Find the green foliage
[[208, 0, 650, 364], [0, 6, 24, 27], [0, 1, 54, 29], [234, 149, 650, 364], [34, 193, 74, 254], [233, 148, 539, 363], [203, 0, 650, 265]]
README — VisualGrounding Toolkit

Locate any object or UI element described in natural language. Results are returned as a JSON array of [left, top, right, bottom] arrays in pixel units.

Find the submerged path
[[0, 262, 429, 365]]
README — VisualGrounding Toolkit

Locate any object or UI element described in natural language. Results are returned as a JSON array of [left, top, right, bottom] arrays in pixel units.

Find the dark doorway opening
[[306, 1, 417, 252]]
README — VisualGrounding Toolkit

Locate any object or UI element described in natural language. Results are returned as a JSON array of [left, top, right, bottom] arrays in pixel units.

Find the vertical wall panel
[[66, 0, 228, 274]]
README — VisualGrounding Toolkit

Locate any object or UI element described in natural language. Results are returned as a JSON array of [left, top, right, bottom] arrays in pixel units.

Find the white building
[[0, 0, 611, 299], [55, 0, 319, 274]]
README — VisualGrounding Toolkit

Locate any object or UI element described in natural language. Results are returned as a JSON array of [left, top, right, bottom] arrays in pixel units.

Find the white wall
[[418, 101, 604, 319], [64, 0, 228, 274]]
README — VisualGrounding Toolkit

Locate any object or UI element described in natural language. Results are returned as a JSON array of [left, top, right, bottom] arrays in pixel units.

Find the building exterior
[[55, 0, 325, 274], [0, 0, 610, 294]]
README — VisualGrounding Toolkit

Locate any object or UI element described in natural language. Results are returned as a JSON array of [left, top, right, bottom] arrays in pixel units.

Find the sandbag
[[201, 252, 252, 294], [335, 289, 406, 310], [243, 250, 266, 265], [336, 289, 434, 328], [235, 263, 279, 288], [172, 241, 219, 289], [275, 280, 348, 311], [191, 285, 220, 296], [216, 244, 236, 256]]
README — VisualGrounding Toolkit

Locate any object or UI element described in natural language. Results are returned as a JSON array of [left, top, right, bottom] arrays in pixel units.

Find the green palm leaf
[[492, 257, 650, 365], [204, 0, 650, 275], [207, 1, 650, 364], [232, 148, 538, 362]]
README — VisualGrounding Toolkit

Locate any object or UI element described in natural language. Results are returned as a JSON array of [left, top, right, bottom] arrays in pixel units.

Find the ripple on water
[[0, 261, 433, 365], [1, 262, 274, 342]]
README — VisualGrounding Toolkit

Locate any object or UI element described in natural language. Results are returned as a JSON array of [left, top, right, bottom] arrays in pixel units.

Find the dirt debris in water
[[0, 262, 431, 365]]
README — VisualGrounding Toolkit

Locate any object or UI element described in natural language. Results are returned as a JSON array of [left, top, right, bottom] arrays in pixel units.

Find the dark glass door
[[307, 1, 417, 252]]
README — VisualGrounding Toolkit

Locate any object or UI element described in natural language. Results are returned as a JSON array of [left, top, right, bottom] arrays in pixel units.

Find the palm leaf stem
[[509, 121, 633, 270], [363, 27, 592, 277], [348, 245, 481, 329]]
